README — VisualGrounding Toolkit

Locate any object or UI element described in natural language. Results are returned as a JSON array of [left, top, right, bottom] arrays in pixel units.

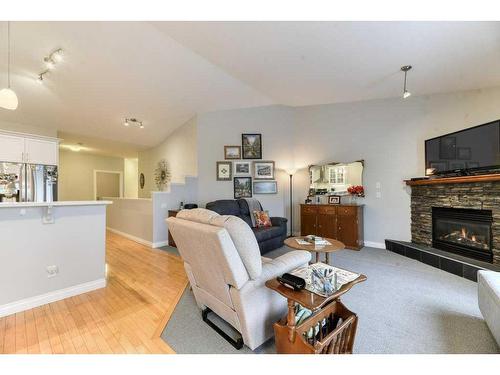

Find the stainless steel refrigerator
[[0, 162, 58, 203]]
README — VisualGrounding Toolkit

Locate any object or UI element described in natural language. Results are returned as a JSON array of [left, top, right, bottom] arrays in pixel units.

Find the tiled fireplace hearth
[[410, 179, 499, 265]]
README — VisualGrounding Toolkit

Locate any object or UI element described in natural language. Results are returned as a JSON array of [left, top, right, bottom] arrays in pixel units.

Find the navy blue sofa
[[205, 199, 288, 255]]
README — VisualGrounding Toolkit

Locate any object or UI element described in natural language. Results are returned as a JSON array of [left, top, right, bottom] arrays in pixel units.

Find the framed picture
[[253, 160, 275, 180], [242, 133, 262, 159], [253, 180, 277, 194], [466, 161, 480, 169], [429, 161, 449, 173], [216, 161, 232, 181], [328, 195, 341, 205], [224, 145, 241, 160], [233, 177, 252, 198], [439, 136, 456, 159], [234, 161, 251, 176], [457, 147, 471, 160]]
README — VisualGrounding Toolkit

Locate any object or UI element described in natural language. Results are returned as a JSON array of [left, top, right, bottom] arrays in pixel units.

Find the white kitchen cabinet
[[0, 133, 25, 163], [0, 132, 59, 165], [24, 138, 58, 165]]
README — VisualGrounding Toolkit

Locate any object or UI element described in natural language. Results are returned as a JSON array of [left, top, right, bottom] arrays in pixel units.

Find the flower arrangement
[[347, 185, 364, 197]]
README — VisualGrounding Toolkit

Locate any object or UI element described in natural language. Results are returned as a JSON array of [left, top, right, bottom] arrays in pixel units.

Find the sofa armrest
[[244, 250, 311, 289], [270, 217, 288, 227]]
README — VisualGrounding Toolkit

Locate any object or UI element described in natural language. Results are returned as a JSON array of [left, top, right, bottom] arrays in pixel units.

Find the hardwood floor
[[0, 231, 188, 354]]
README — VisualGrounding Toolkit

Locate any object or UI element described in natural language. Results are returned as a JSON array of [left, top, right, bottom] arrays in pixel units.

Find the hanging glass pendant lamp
[[0, 22, 18, 110]]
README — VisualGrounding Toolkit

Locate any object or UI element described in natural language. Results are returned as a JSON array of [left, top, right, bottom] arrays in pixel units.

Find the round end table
[[284, 236, 345, 264]]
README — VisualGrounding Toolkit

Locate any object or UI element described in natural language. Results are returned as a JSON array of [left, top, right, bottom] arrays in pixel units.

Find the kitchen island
[[0, 200, 111, 318]]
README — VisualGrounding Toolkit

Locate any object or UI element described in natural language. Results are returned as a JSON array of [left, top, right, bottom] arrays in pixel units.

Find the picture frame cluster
[[216, 134, 278, 198]]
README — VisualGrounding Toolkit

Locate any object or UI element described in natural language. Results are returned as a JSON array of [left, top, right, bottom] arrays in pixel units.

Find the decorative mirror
[[154, 159, 171, 191], [308, 160, 364, 198]]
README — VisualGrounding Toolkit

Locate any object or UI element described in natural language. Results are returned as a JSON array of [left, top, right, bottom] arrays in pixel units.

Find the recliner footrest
[[202, 308, 244, 350]]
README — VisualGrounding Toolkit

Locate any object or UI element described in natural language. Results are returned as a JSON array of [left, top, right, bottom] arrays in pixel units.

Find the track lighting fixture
[[401, 65, 412, 99], [124, 118, 144, 129], [37, 48, 64, 84]]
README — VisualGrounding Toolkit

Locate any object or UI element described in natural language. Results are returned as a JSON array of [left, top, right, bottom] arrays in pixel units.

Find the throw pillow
[[253, 210, 272, 228]]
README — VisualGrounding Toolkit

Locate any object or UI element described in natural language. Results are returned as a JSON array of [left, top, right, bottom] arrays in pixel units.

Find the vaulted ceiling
[[1, 21, 499, 154]]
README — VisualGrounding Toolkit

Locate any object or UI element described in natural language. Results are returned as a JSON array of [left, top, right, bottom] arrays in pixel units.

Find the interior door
[[0, 134, 25, 163], [24, 138, 58, 166]]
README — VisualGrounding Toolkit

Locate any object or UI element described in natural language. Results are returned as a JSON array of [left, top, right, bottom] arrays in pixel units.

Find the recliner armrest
[[244, 250, 311, 288], [270, 217, 288, 227]]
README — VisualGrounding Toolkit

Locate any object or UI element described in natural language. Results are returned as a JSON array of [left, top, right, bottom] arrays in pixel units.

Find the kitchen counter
[[0, 201, 109, 318], [0, 200, 112, 208]]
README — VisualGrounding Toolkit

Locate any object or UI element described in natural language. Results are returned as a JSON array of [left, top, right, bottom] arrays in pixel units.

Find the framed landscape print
[[253, 180, 277, 194], [233, 177, 252, 198], [234, 161, 251, 176], [253, 160, 275, 180], [216, 161, 232, 181], [242, 133, 262, 159], [224, 145, 241, 160]]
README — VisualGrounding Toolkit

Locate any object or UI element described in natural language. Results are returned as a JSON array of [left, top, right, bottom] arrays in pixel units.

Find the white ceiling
[[0, 21, 499, 154]]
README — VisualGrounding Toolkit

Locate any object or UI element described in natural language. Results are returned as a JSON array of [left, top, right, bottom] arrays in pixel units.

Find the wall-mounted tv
[[425, 120, 500, 175]]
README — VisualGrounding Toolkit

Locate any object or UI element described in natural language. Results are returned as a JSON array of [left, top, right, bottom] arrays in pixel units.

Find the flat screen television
[[425, 120, 500, 175]]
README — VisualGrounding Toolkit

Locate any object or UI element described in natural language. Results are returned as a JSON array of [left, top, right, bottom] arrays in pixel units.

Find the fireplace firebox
[[432, 207, 493, 262]]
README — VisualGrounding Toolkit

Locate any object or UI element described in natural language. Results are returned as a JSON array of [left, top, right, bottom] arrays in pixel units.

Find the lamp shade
[[0, 88, 18, 110]]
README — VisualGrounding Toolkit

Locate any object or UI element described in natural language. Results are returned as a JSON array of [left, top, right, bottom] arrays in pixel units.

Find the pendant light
[[400, 65, 412, 99], [0, 22, 18, 110]]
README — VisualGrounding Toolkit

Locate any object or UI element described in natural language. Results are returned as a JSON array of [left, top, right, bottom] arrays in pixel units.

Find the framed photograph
[[253, 160, 275, 180], [328, 195, 341, 205], [242, 133, 262, 159], [466, 161, 480, 169], [457, 147, 471, 160], [253, 180, 277, 194], [216, 161, 232, 181], [234, 161, 251, 176], [429, 161, 449, 173], [439, 136, 456, 159], [224, 145, 241, 160], [233, 177, 252, 198]]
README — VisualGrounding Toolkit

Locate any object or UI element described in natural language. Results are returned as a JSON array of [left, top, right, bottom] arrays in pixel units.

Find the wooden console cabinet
[[300, 204, 364, 250]]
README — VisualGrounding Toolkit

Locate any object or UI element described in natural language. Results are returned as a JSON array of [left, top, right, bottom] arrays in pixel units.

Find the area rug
[[160, 246, 499, 354]]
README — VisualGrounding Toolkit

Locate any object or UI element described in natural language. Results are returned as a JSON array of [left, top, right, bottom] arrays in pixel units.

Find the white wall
[[58, 150, 125, 201], [138, 117, 197, 198], [124, 158, 139, 198], [197, 105, 296, 220]]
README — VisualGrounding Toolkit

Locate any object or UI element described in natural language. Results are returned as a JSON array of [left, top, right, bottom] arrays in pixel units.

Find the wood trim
[[405, 173, 500, 186]]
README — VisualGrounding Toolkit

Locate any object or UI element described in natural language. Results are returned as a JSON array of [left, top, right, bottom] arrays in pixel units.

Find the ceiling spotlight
[[401, 65, 412, 99], [52, 49, 63, 62], [124, 118, 145, 129], [44, 57, 55, 70]]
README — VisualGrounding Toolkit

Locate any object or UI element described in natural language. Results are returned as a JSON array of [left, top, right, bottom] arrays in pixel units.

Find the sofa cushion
[[206, 200, 241, 216], [210, 215, 262, 280], [252, 225, 284, 243]]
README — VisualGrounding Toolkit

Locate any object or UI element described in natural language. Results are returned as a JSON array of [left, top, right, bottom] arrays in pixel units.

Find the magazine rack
[[265, 271, 366, 354]]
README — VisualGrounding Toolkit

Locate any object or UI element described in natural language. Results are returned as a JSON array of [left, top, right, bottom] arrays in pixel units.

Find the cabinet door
[[338, 214, 358, 248], [24, 138, 58, 165], [0, 134, 25, 163], [317, 213, 336, 238], [301, 213, 317, 236]]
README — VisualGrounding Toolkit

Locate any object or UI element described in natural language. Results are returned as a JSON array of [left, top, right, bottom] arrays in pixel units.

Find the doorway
[[93, 170, 123, 200]]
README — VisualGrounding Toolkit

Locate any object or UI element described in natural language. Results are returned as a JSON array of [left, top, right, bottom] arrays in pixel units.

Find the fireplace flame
[[461, 227, 467, 238], [471, 235, 477, 242]]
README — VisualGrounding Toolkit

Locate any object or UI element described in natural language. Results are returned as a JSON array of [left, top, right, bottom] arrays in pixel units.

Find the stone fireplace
[[409, 178, 500, 265]]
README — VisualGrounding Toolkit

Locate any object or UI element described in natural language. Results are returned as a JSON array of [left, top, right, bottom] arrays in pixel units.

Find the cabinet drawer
[[338, 206, 357, 216], [301, 205, 318, 214], [318, 205, 336, 215]]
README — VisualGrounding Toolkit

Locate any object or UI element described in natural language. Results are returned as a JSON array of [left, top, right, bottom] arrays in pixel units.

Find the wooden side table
[[168, 210, 180, 247], [284, 236, 345, 264], [265, 271, 366, 354]]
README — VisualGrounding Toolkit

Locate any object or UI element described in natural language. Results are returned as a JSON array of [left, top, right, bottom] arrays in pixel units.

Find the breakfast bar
[[0, 200, 111, 318]]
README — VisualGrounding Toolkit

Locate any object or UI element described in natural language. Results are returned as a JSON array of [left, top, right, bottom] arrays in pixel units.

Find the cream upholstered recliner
[[167, 208, 311, 350]]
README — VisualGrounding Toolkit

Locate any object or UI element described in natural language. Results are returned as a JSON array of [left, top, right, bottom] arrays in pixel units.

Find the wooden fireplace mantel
[[405, 173, 500, 186]]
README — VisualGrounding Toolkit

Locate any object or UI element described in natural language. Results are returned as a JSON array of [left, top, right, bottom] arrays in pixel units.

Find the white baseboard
[[107, 227, 153, 248], [364, 241, 386, 249], [0, 278, 106, 318], [152, 240, 169, 248]]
